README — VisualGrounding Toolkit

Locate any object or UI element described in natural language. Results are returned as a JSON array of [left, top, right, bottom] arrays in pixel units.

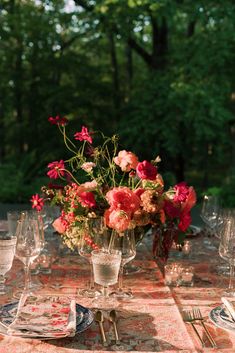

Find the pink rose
[[79, 191, 96, 208], [114, 150, 138, 172], [178, 212, 192, 232], [53, 217, 67, 234], [136, 160, 157, 180], [104, 208, 131, 232], [106, 187, 140, 214]]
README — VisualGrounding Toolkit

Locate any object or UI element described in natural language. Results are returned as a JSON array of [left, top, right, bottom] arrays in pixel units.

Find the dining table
[[0, 220, 235, 353]]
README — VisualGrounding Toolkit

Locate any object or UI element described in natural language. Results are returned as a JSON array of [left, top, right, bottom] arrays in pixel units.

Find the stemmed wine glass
[[78, 217, 106, 298], [201, 195, 219, 250], [218, 217, 235, 296], [14, 215, 42, 296], [0, 231, 17, 295], [109, 229, 136, 298]]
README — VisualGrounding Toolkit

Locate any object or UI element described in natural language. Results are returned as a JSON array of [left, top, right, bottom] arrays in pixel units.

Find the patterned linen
[[0, 231, 234, 352]]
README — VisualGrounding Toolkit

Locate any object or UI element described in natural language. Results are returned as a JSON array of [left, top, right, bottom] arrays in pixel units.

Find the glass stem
[[24, 261, 31, 292], [229, 261, 234, 290], [89, 261, 95, 290], [0, 275, 6, 294], [118, 264, 124, 291], [102, 286, 108, 298]]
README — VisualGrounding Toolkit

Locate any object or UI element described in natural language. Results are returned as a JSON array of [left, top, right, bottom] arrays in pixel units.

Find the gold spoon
[[95, 310, 108, 346], [109, 310, 121, 345]]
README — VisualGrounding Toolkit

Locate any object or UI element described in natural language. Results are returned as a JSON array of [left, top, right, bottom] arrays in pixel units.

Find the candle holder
[[178, 265, 194, 287], [164, 263, 182, 287]]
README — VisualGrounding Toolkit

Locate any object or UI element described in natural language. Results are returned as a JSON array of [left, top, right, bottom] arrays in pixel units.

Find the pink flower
[[79, 191, 96, 208], [47, 160, 65, 179], [182, 186, 197, 213], [136, 160, 157, 180], [178, 212, 191, 232], [81, 162, 96, 172], [48, 115, 68, 126], [74, 126, 93, 144], [30, 194, 44, 212], [106, 187, 140, 214], [134, 188, 145, 198], [52, 217, 67, 234], [104, 208, 131, 232], [174, 182, 189, 202], [114, 150, 138, 172]]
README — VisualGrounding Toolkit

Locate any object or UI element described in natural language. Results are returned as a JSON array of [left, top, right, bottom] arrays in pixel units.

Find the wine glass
[[201, 195, 219, 249], [91, 249, 121, 307], [109, 229, 136, 298], [14, 216, 41, 296], [218, 217, 235, 296], [78, 217, 106, 298], [0, 231, 17, 295]]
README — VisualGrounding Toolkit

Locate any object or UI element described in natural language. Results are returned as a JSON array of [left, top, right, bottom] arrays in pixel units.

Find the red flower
[[164, 200, 180, 219], [178, 212, 191, 232], [48, 115, 68, 126], [79, 191, 96, 208], [104, 208, 131, 232], [74, 126, 93, 144], [47, 160, 65, 179], [30, 194, 44, 212], [136, 160, 157, 180]]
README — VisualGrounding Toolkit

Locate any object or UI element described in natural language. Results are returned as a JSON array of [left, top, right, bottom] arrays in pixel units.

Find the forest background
[[0, 0, 235, 208]]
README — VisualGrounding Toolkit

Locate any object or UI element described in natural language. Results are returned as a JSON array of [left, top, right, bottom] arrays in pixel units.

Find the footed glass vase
[[152, 225, 178, 273]]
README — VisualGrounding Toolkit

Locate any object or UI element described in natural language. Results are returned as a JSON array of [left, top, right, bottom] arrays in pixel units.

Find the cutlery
[[109, 310, 120, 345], [182, 310, 205, 347], [221, 297, 235, 321], [95, 310, 108, 346], [193, 308, 217, 348]]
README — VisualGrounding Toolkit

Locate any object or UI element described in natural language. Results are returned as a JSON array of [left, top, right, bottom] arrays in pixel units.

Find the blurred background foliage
[[0, 0, 235, 206]]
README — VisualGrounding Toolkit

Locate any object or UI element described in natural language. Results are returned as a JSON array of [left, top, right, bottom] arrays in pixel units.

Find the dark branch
[[73, 0, 94, 11], [127, 37, 152, 66]]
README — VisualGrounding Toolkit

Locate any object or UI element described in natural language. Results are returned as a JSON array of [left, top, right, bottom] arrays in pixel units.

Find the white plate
[[209, 305, 235, 333]]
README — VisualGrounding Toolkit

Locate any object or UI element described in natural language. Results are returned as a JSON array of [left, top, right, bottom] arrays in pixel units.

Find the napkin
[[7, 294, 76, 338], [221, 297, 235, 322]]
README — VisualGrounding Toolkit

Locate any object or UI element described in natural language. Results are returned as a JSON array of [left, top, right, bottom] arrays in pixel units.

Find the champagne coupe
[[14, 216, 41, 296], [109, 229, 136, 298], [218, 217, 235, 296], [0, 231, 16, 295], [78, 217, 105, 298], [91, 249, 121, 304], [201, 195, 219, 250]]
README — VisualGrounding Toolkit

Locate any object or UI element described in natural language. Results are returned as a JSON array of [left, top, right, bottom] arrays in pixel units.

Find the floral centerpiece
[[31, 116, 196, 260]]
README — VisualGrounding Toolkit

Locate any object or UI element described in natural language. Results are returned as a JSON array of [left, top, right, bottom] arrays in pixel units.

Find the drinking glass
[[109, 229, 136, 298], [78, 217, 106, 298], [201, 195, 219, 249], [14, 216, 41, 296], [0, 231, 17, 295], [218, 217, 235, 296], [91, 249, 121, 300]]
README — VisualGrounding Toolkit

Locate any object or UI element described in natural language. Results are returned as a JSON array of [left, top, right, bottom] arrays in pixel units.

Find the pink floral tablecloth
[[0, 231, 234, 352]]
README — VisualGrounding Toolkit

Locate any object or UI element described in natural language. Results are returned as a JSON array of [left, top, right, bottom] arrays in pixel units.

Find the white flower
[[81, 162, 96, 172]]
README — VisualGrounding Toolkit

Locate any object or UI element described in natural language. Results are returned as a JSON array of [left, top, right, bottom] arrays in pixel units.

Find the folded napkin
[[7, 294, 76, 338], [221, 297, 235, 322]]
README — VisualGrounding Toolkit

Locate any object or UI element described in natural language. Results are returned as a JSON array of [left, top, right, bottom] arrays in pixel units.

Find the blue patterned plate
[[209, 305, 235, 333], [0, 301, 93, 339]]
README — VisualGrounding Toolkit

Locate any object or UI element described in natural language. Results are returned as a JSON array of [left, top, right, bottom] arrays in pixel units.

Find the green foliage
[[0, 0, 235, 202]]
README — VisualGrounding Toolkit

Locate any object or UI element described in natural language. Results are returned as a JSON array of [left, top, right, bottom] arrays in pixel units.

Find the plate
[[0, 301, 94, 339], [209, 305, 235, 333]]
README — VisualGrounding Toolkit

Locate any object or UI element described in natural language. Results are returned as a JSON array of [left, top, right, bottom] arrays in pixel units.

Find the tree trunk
[[108, 31, 120, 125]]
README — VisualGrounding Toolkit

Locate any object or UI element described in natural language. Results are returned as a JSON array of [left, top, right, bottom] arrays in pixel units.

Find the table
[[0, 229, 234, 353]]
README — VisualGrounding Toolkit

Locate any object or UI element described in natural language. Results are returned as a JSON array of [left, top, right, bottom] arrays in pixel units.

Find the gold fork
[[193, 308, 217, 348], [182, 310, 205, 347]]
